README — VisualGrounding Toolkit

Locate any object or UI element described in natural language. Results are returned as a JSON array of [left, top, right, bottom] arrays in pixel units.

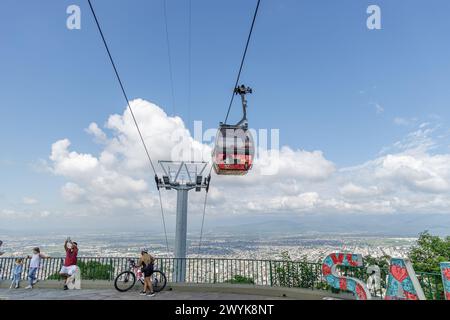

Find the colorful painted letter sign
[[441, 262, 450, 301], [322, 253, 372, 300], [322, 253, 433, 300], [385, 258, 425, 300]]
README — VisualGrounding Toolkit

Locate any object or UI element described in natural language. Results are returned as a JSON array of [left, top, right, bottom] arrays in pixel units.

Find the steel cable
[[87, 0, 170, 254], [224, 0, 261, 124]]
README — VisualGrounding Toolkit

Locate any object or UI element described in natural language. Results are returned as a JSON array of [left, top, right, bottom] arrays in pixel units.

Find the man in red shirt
[[59, 238, 78, 290]]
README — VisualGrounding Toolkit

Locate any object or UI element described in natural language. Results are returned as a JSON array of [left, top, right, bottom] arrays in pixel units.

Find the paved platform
[[0, 280, 349, 300], [0, 288, 287, 300]]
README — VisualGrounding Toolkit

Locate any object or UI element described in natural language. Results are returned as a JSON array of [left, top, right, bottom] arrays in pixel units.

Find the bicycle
[[114, 258, 167, 293]]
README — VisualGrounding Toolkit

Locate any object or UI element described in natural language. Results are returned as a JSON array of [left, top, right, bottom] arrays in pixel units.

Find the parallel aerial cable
[[197, 178, 210, 255], [87, 0, 170, 254], [163, 0, 176, 116], [224, 0, 261, 124], [183, 0, 210, 255], [187, 0, 192, 128], [198, 0, 262, 254]]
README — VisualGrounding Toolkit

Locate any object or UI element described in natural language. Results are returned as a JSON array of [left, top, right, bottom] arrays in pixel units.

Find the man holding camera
[[59, 237, 78, 290]]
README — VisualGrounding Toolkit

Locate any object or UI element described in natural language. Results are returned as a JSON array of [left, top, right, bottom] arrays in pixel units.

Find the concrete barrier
[[166, 283, 353, 300]]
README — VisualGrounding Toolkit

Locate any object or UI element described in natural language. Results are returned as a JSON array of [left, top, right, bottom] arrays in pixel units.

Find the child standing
[[26, 247, 48, 289], [10, 258, 23, 289]]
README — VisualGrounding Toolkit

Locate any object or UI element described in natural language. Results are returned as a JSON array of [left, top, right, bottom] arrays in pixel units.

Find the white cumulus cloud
[[22, 197, 38, 205], [40, 99, 450, 221]]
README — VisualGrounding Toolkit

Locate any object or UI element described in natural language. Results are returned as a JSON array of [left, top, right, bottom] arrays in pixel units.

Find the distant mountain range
[[1, 213, 448, 237], [208, 213, 450, 237]]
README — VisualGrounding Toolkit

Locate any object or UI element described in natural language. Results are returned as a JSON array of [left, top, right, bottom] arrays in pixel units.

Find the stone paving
[[0, 288, 288, 300]]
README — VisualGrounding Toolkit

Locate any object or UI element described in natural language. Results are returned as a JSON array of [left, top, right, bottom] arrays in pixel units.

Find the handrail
[[0, 256, 444, 299]]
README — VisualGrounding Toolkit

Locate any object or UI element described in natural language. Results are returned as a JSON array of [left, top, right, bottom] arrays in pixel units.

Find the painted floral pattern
[[385, 258, 421, 300], [322, 253, 371, 300], [440, 262, 450, 301]]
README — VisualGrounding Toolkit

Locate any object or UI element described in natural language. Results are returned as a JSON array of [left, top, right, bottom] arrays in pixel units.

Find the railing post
[[433, 274, 439, 300], [213, 259, 216, 284], [269, 261, 273, 287], [160, 259, 164, 275], [109, 258, 113, 281]]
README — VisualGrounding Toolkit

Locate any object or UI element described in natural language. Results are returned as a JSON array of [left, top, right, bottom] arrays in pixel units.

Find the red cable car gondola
[[213, 85, 255, 175]]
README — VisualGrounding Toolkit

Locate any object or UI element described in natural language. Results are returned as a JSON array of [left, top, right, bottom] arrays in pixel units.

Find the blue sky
[[2, 0, 450, 232]]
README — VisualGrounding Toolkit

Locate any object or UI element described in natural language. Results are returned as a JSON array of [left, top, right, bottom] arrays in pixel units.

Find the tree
[[48, 260, 113, 280], [225, 275, 255, 285], [363, 254, 391, 270], [409, 231, 450, 273], [273, 252, 319, 289]]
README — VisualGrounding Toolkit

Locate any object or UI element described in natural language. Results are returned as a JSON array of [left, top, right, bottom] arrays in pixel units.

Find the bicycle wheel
[[152, 270, 167, 292], [114, 271, 136, 292]]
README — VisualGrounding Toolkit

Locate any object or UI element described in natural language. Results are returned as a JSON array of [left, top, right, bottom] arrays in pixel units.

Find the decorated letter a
[[385, 258, 426, 300]]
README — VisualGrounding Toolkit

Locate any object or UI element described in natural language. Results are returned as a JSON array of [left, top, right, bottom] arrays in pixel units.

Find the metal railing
[[0, 257, 444, 299], [416, 271, 446, 300]]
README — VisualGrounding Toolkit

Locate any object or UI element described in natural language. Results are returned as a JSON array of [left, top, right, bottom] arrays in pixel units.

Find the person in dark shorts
[[137, 248, 155, 297]]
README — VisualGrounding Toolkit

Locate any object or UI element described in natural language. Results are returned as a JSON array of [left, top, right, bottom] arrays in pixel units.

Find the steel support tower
[[155, 161, 211, 282]]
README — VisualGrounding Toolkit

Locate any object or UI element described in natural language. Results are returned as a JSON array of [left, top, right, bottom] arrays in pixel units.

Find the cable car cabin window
[[213, 127, 255, 175]]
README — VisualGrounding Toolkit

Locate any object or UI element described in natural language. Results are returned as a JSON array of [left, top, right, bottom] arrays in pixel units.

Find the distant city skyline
[[0, 231, 415, 262]]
